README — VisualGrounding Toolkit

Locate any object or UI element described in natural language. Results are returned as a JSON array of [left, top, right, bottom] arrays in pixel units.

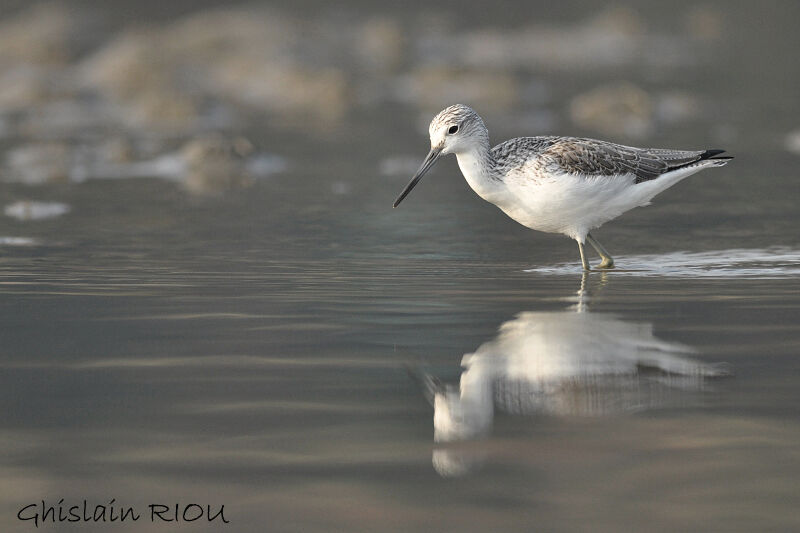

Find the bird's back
[[486, 136, 731, 239], [491, 136, 731, 184]]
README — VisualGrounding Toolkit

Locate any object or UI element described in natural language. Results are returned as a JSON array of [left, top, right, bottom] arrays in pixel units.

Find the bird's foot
[[596, 258, 615, 269]]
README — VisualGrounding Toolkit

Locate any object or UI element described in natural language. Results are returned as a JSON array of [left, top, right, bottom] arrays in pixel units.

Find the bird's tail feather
[[671, 149, 733, 171], [700, 149, 733, 164]]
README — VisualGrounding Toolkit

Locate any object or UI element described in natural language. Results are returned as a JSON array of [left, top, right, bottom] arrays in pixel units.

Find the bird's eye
[[448, 125, 459, 134]]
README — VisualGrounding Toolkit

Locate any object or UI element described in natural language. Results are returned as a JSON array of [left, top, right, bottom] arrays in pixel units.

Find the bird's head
[[393, 104, 487, 207], [428, 104, 488, 156]]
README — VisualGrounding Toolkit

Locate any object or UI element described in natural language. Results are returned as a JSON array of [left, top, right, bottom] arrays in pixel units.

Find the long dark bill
[[393, 147, 442, 208]]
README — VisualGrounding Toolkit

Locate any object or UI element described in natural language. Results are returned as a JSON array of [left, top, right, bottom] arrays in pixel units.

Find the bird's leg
[[577, 240, 591, 271], [586, 233, 615, 269]]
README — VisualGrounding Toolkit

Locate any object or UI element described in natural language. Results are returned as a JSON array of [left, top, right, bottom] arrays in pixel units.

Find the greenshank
[[393, 104, 732, 271]]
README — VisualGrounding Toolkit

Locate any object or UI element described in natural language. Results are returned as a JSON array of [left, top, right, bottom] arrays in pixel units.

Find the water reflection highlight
[[526, 248, 800, 278], [422, 279, 726, 477]]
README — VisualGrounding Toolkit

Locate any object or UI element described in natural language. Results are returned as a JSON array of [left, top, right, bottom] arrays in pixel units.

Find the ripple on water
[[0, 236, 38, 246], [525, 248, 800, 278]]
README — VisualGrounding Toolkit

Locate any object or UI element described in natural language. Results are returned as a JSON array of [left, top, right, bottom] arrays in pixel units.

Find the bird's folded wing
[[540, 138, 710, 183]]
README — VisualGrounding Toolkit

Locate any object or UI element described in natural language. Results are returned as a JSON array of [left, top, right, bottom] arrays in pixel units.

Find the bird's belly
[[497, 200, 572, 235], [492, 174, 639, 239]]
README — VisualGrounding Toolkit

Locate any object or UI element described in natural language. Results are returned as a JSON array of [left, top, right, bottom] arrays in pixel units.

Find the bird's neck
[[455, 142, 500, 201]]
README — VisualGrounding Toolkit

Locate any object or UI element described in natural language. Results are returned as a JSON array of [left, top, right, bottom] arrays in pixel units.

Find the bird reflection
[[421, 274, 726, 477]]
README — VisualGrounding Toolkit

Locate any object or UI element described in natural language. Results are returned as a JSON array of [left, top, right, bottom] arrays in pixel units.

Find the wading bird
[[393, 104, 732, 270]]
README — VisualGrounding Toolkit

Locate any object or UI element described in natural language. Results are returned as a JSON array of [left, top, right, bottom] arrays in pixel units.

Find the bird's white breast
[[498, 172, 642, 240], [456, 148, 711, 241]]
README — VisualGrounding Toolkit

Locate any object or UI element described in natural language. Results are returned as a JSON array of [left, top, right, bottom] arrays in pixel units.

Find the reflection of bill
[[424, 312, 726, 477]]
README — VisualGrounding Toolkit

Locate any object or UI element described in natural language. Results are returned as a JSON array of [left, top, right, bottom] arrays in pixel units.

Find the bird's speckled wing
[[493, 136, 717, 184]]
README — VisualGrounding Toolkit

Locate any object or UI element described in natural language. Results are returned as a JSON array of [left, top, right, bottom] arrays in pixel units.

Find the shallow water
[[526, 248, 800, 278], [2, 172, 799, 531], [2, 1, 800, 532]]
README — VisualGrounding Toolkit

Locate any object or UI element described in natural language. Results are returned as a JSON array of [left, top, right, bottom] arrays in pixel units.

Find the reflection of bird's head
[[432, 447, 488, 478], [433, 354, 498, 443], [433, 385, 492, 443]]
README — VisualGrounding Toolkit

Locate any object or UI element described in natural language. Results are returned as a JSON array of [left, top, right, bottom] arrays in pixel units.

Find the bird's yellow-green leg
[[577, 240, 591, 271], [586, 233, 615, 269]]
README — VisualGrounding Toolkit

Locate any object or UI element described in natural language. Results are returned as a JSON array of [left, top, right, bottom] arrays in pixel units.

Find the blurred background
[[0, 1, 797, 197], [1, 1, 799, 532], [0, 1, 797, 254]]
